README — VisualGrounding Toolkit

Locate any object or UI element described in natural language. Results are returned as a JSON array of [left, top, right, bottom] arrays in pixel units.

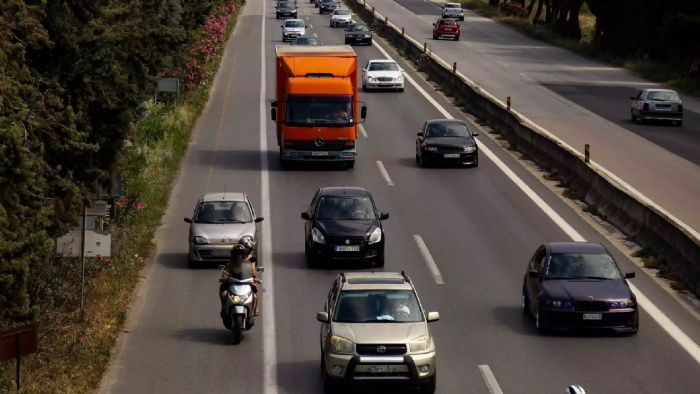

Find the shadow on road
[[173, 327, 233, 345], [196, 148, 354, 172]]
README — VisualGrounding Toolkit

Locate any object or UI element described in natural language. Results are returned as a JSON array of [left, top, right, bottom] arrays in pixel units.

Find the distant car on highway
[[319, 0, 340, 14], [442, 2, 464, 20], [433, 18, 460, 41], [317, 271, 439, 393], [522, 242, 639, 335], [416, 119, 478, 167], [361, 59, 404, 91], [293, 36, 319, 45], [275, 0, 297, 19], [330, 9, 353, 27], [630, 88, 683, 126], [344, 23, 373, 45], [184, 193, 263, 267], [281, 18, 305, 42], [302, 187, 388, 268]]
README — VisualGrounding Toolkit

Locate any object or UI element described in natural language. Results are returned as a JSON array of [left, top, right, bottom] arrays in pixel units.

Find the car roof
[[368, 59, 397, 64], [446, 2, 461, 6], [200, 192, 247, 202], [341, 272, 414, 291], [643, 88, 678, 93], [546, 242, 607, 254], [318, 186, 370, 197]]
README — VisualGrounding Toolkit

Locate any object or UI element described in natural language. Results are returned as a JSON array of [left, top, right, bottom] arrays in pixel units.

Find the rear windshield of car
[[316, 196, 376, 220], [334, 9, 350, 15], [426, 122, 471, 137], [445, 4, 461, 8], [285, 20, 304, 27], [368, 62, 399, 71], [440, 19, 457, 25], [195, 201, 253, 224], [278, 2, 294, 7], [545, 253, 621, 280], [333, 290, 423, 323], [647, 91, 680, 102], [348, 25, 369, 32]]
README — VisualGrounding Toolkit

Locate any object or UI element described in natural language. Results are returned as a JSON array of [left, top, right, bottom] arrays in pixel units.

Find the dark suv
[[433, 18, 460, 41]]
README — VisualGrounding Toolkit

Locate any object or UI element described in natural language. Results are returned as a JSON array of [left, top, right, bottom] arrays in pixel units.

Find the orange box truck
[[271, 45, 366, 169]]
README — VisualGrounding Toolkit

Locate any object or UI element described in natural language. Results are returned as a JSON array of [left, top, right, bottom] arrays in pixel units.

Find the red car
[[433, 18, 460, 41]]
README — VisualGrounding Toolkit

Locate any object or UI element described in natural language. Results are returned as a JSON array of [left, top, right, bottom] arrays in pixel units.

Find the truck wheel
[[345, 161, 355, 170]]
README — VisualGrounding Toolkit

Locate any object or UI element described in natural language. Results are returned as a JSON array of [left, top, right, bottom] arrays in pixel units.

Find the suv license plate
[[444, 153, 460, 158], [582, 313, 602, 320], [370, 365, 396, 373], [335, 245, 360, 252], [311, 151, 329, 156]]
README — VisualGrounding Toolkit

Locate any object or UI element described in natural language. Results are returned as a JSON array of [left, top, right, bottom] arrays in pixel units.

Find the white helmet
[[566, 385, 586, 394]]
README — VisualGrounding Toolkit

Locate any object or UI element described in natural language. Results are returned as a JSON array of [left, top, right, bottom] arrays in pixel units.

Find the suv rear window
[[333, 290, 423, 323], [440, 19, 457, 25]]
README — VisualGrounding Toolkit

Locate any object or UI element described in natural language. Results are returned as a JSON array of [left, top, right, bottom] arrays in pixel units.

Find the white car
[[442, 2, 464, 21], [281, 19, 305, 42], [361, 59, 404, 91], [330, 9, 353, 27]]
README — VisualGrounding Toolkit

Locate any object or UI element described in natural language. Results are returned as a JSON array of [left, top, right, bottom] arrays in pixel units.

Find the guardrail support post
[[584, 144, 590, 163], [452, 62, 457, 73], [401, 27, 405, 36], [506, 96, 511, 110], [423, 42, 427, 53], [372, 6, 375, 15], [385, 16, 389, 25]]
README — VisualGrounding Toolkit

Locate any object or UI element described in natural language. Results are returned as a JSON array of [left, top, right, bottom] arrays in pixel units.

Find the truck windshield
[[286, 95, 353, 126]]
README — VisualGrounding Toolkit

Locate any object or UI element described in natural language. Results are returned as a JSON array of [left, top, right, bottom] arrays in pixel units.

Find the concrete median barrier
[[346, 0, 700, 296]]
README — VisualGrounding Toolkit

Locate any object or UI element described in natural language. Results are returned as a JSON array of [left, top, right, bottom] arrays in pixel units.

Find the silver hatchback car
[[184, 192, 263, 267], [630, 88, 683, 126]]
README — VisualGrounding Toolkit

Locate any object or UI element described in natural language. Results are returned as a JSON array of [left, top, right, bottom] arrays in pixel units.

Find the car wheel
[[276, 14, 279, 19], [454, 35, 460, 41], [345, 161, 355, 170], [433, 32, 438, 40], [187, 257, 196, 269], [418, 153, 427, 168], [522, 286, 530, 314], [420, 375, 436, 394], [305, 243, 319, 268], [535, 307, 548, 334], [368, 39, 372, 46], [319, 9, 323, 14], [469, 154, 479, 168], [373, 254, 385, 268], [460, 16, 464, 21], [344, 39, 349, 44], [676, 120, 683, 127], [630, 109, 636, 122]]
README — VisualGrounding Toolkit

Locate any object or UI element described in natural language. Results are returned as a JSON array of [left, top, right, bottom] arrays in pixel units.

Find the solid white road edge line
[[359, 123, 368, 138], [413, 235, 444, 285], [260, 6, 279, 394], [478, 365, 505, 394], [372, 39, 700, 365], [376, 160, 394, 186]]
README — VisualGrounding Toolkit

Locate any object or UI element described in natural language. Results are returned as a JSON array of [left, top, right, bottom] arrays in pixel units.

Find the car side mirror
[[281, 25, 284, 28], [301, 212, 311, 220], [417, 132, 424, 137], [270, 107, 277, 121], [255, 217, 264, 223], [379, 212, 389, 220], [316, 311, 330, 323], [624, 272, 635, 279], [257, 266, 265, 273], [360, 105, 367, 119], [472, 131, 479, 137], [427, 311, 440, 322], [184, 217, 192, 223], [528, 270, 539, 278]]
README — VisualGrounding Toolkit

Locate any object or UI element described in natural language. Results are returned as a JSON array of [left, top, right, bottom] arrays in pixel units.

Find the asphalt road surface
[[363, 0, 700, 239], [99, 1, 700, 393]]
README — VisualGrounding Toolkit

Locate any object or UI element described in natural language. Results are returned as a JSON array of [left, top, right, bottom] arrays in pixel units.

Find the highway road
[[361, 0, 700, 237], [100, 1, 700, 393]]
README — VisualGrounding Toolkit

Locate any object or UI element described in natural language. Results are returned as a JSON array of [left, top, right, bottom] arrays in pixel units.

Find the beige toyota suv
[[317, 271, 439, 393]]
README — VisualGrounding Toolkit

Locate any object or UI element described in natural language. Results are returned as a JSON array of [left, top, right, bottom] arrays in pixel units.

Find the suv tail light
[[678, 104, 683, 113], [642, 103, 649, 111]]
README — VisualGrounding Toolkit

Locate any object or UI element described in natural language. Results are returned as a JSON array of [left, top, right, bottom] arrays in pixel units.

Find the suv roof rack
[[401, 270, 411, 283], [340, 273, 347, 283]]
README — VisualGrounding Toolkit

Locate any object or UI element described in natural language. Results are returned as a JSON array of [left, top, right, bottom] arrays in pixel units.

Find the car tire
[[345, 161, 355, 170], [535, 307, 548, 334], [187, 257, 196, 269], [676, 120, 683, 127], [368, 39, 372, 46], [276, 14, 279, 19], [468, 154, 479, 168], [420, 375, 436, 394], [454, 34, 460, 41], [630, 109, 636, 122], [433, 32, 438, 40], [522, 286, 530, 314], [460, 16, 464, 21], [306, 243, 319, 268], [418, 153, 427, 168], [373, 254, 385, 268]]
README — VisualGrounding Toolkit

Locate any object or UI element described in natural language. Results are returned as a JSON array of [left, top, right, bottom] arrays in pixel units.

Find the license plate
[[311, 151, 328, 156], [335, 245, 360, 252], [211, 250, 230, 257], [444, 153, 460, 158], [582, 313, 602, 320], [370, 365, 396, 373]]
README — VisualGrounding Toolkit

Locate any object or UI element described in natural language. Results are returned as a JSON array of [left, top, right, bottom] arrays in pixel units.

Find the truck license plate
[[311, 151, 329, 156], [582, 313, 602, 320], [335, 245, 360, 252], [370, 365, 395, 373], [443, 153, 460, 158]]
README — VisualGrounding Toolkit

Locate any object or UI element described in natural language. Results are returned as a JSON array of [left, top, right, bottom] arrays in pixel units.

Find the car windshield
[[426, 122, 471, 137], [316, 196, 376, 220], [368, 62, 399, 71], [294, 37, 317, 45], [333, 290, 423, 323], [348, 25, 369, 32], [194, 201, 253, 224], [647, 91, 680, 102], [278, 2, 294, 7], [545, 253, 621, 280], [334, 10, 350, 15], [285, 95, 353, 126], [285, 20, 304, 27]]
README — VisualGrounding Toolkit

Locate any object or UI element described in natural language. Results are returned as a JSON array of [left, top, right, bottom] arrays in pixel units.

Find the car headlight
[[367, 227, 382, 245], [367, 76, 374, 82], [425, 146, 438, 152], [330, 335, 353, 354], [409, 335, 432, 354], [545, 299, 572, 309], [610, 299, 635, 309], [396, 75, 404, 81], [312, 227, 326, 244], [193, 236, 208, 245], [462, 146, 476, 153], [364, 34, 371, 38]]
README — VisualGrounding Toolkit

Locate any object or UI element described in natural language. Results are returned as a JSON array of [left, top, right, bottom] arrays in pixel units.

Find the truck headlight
[[312, 227, 326, 244], [367, 227, 382, 244], [193, 236, 208, 245], [409, 335, 432, 354], [330, 336, 353, 354]]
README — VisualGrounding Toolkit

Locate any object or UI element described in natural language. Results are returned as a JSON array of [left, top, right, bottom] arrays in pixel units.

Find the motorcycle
[[219, 265, 264, 344]]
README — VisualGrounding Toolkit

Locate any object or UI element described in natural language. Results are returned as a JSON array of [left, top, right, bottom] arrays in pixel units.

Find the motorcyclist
[[219, 241, 261, 318]]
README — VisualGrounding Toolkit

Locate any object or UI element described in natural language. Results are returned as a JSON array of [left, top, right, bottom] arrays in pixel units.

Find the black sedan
[[302, 187, 388, 268], [275, 1, 297, 19], [416, 119, 478, 167], [344, 24, 373, 45], [522, 242, 638, 335]]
